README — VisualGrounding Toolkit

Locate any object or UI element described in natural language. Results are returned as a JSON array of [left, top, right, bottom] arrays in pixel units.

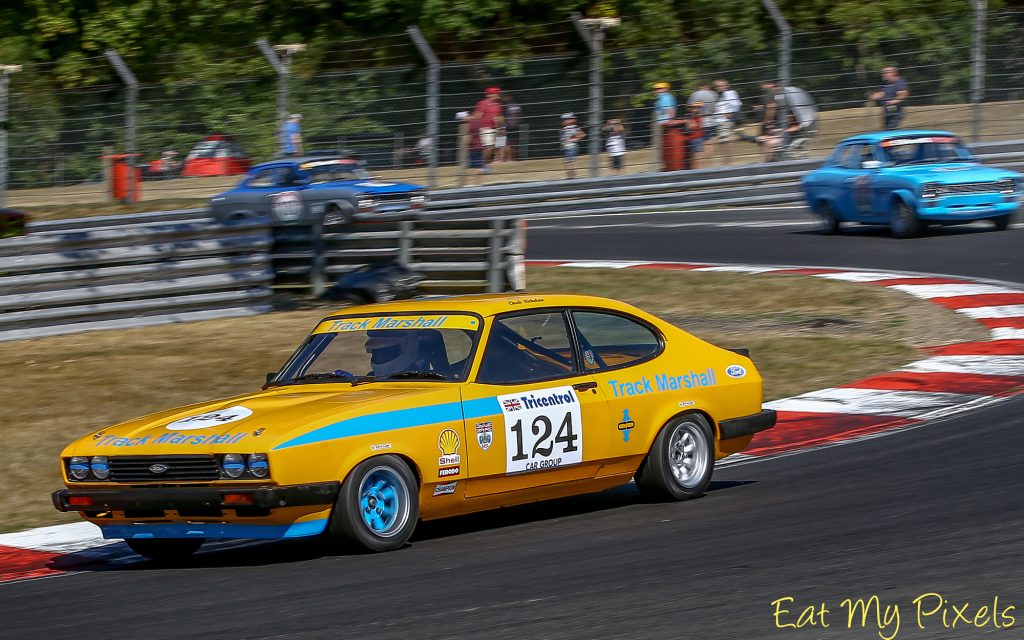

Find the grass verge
[[0, 266, 986, 532]]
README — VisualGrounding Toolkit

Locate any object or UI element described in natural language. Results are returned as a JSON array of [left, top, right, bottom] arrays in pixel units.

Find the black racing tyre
[[815, 201, 839, 235], [635, 413, 715, 501], [327, 455, 419, 552], [993, 213, 1012, 231], [890, 199, 920, 239], [324, 203, 355, 227], [125, 538, 205, 562]]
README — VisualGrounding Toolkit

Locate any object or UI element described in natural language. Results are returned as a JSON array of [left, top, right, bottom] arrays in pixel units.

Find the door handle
[[573, 381, 598, 393]]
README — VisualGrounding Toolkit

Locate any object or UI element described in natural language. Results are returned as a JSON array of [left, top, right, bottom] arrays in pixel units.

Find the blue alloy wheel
[[357, 466, 411, 538]]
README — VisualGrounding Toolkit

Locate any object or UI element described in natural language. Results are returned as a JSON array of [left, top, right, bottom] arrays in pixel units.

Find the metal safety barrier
[[0, 218, 274, 342], [272, 218, 525, 296]]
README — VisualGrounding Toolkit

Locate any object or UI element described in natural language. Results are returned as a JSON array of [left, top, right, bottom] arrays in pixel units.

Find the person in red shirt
[[475, 86, 504, 170], [465, 109, 486, 185]]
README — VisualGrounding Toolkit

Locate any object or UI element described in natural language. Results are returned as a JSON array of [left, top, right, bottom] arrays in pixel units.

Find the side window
[[840, 144, 865, 169], [572, 311, 661, 371], [477, 312, 576, 385], [248, 166, 295, 188]]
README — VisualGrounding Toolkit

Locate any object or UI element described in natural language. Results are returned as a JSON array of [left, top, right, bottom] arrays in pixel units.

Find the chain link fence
[[2, 8, 1022, 209]]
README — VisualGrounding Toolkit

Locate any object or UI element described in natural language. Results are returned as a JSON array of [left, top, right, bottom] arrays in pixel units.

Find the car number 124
[[497, 386, 583, 474]]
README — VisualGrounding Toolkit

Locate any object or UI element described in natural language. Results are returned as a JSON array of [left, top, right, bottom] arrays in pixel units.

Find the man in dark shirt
[[869, 66, 910, 130]]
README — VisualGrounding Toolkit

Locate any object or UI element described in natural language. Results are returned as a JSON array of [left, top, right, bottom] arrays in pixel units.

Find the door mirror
[[862, 160, 884, 170], [265, 372, 277, 384]]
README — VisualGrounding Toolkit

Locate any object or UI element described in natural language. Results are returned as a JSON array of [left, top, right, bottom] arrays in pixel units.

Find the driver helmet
[[364, 330, 419, 376]]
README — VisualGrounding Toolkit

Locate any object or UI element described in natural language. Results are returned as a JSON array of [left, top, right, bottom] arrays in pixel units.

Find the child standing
[[603, 118, 626, 175], [560, 113, 586, 179]]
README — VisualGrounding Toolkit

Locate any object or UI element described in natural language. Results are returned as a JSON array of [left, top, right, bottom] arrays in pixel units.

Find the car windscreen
[[879, 136, 973, 165], [272, 314, 482, 385], [300, 159, 371, 184]]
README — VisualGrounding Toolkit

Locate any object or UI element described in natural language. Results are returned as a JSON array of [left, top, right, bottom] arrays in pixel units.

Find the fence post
[[257, 39, 305, 150], [971, 0, 987, 143], [761, 0, 791, 130], [456, 120, 468, 188], [0, 64, 21, 208], [398, 220, 413, 268], [310, 217, 326, 296], [573, 15, 620, 178], [105, 50, 139, 203], [652, 114, 662, 170], [408, 26, 440, 189], [487, 219, 504, 293]]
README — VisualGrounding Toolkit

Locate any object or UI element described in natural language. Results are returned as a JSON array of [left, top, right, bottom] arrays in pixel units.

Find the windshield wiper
[[350, 371, 448, 386]]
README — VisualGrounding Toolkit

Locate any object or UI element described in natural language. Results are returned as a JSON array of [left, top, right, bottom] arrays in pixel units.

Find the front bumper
[[52, 481, 339, 513], [719, 409, 777, 440], [919, 197, 1018, 221]]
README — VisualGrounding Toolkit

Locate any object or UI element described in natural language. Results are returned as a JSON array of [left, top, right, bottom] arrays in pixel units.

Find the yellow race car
[[53, 294, 775, 559]]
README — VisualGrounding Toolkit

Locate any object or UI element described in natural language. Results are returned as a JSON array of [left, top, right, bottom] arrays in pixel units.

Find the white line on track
[[899, 355, 1024, 377], [889, 283, 1023, 298], [764, 387, 984, 417], [956, 304, 1024, 319]]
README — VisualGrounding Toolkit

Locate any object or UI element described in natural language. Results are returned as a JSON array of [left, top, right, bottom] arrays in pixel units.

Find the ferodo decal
[[271, 190, 303, 222], [498, 386, 582, 474], [166, 406, 253, 431]]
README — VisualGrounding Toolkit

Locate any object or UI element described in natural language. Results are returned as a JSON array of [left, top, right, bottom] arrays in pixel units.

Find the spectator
[[869, 66, 910, 130], [747, 82, 818, 161], [501, 94, 522, 161], [158, 148, 180, 179], [603, 118, 626, 175], [683, 102, 705, 169], [560, 112, 586, 179], [465, 109, 486, 185], [687, 81, 716, 166], [475, 86, 504, 170], [710, 79, 741, 164], [652, 82, 677, 123], [414, 131, 432, 165], [280, 113, 303, 157]]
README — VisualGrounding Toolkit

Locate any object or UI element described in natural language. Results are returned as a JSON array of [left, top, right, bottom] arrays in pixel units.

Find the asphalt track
[[3, 205, 1022, 639]]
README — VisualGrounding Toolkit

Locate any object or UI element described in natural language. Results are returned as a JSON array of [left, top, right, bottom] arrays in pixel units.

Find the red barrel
[[105, 154, 142, 203]]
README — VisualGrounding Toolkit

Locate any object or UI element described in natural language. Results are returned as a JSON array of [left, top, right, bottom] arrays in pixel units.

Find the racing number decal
[[498, 386, 583, 473], [272, 190, 303, 221]]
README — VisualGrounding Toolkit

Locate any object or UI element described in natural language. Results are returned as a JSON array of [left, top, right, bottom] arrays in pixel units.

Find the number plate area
[[498, 386, 583, 474]]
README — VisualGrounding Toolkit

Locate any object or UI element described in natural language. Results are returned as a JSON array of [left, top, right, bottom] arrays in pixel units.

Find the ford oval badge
[[149, 463, 169, 474]]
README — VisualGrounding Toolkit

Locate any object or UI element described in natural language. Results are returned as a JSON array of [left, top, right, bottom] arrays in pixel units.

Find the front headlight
[[68, 456, 91, 481], [921, 182, 942, 199], [248, 453, 270, 478], [221, 453, 246, 479], [90, 456, 110, 480]]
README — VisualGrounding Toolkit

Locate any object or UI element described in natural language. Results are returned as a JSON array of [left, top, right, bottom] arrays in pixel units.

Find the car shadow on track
[[46, 480, 757, 573], [794, 221, 1003, 239]]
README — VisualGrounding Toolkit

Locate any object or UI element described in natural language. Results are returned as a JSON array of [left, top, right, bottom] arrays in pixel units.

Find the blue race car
[[210, 155, 427, 226], [801, 130, 1022, 238]]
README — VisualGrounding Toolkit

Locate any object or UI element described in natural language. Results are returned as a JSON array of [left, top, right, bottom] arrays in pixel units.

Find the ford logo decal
[[726, 365, 747, 379], [149, 463, 169, 474]]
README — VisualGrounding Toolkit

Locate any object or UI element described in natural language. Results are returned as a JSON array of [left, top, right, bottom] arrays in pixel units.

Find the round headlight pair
[[220, 453, 269, 479], [68, 456, 109, 481]]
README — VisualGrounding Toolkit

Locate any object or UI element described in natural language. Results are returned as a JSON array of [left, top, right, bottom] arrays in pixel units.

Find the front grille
[[109, 455, 219, 482], [941, 182, 999, 195]]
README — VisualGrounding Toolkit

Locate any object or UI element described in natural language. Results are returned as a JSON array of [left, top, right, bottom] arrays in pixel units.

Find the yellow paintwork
[[58, 293, 765, 534]]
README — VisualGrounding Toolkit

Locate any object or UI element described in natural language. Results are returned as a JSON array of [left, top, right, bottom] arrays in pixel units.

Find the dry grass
[[10, 100, 1024, 220], [0, 266, 985, 532]]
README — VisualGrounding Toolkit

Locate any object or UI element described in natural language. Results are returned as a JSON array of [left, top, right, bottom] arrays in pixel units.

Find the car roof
[[320, 293, 651, 321], [252, 156, 360, 170], [838, 130, 960, 145]]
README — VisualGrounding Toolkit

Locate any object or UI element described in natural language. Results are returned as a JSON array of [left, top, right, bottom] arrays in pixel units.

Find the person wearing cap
[[475, 87, 505, 170], [652, 82, 677, 123], [280, 113, 303, 157], [560, 113, 586, 179], [687, 81, 717, 167]]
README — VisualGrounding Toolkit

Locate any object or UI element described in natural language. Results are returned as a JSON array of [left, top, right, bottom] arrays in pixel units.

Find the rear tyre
[[890, 200, 920, 238], [635, 413, 715, 501], [125, 538, 204, 562], [993, 214, 1012, 231], [327, 455, 418, 552], [815, 201, 839, 235]]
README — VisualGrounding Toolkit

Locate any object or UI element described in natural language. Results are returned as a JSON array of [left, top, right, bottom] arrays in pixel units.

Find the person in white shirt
[[603, 118, 626, 174], [711, 79, 742, 164]]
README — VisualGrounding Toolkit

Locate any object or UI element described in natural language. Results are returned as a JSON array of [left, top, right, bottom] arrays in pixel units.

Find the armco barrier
[[25, 139, 1024, 233], [0, 218, 274, 342], [272, 218, 525, 296]]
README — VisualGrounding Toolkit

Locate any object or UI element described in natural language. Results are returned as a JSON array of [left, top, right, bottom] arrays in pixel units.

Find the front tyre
[[993, 213, 1013, 231], [125, 538, 204, 562], [815, 201, 840, 235], [635, 413, 714, 501], [890, 199, 920, 238], [327, 455, 418, 552]]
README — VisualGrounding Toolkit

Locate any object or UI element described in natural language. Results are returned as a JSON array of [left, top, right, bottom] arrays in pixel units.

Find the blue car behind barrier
[[801, 130, 1022, 238], [210, 155, 427, 226]]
